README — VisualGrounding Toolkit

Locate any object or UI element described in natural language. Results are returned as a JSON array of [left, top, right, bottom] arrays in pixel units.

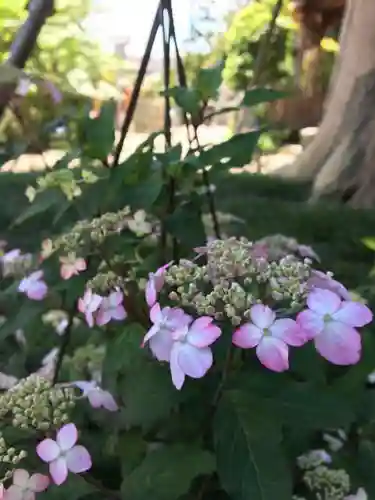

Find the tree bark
[[279, 0, 375, 208]]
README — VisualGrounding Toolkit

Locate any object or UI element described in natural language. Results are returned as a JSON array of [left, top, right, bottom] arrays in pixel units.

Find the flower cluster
[[0, 249, 33, 278], [252, 234, 320, 262], [78, 288, 127, 327], [142, 237, 373, 384], [1, 375, 75, 431]]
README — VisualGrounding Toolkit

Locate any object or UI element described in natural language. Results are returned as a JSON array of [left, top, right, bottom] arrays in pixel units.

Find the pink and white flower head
[[233, 304, 307, 372], [4, 469, 49, 500], [142, 303, 192, 362], [145, 263, 171, 307], [1, 249, 21, 264], [308, 270, 350, 300], [72, 381, 118, 411], [96, 290, 127, 326], [297, 288, 373, 365], [78, 289, 103, 327], [18, 271, 48, 301], [60, 254, 86, 280], [169, 317, 221, 390], [36, 423, 91, 486]]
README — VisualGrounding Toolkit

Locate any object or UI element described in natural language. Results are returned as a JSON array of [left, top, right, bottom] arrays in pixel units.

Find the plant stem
[[52, 298, 75, 385]]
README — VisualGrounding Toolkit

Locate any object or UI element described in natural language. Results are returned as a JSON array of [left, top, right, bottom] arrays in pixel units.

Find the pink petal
[[307, 288, 341, 315], [76, 259, 86, 271], [96, 309, 112, 326], [29, 271, 43, 281], [270, 318, 308, 347], [73, 381, 96, 395], [308, 271, 350, 300], [187, 317, 221, 347], [314, 321, 361, 365], [60, 265, 74, 280], [145, 280, 157, 307], [56, 423, 78, 451], [150, 303, 162, 324], [88, 294, 103, 312], [84, 311, 95, 328], [149, 329, 174, 361], [297, 310, 325, 339], [28, 474, 49, 492], [256, 337, 289, 372], [177, 343, 213, 379], [36, 439, 60, 462], [101, 391, 118, 411], [108, 291, 123, 307], [170, 344, 186, 390], [232, 323, 263, 348], [13, 469, 29, 487], [27, 283, 48, 300], [250, 304, 275, 329], [49, 457, 68, 485], [77, 298, 85, 314], [5, 485, 23, 500], [332, 301, 373, 327], [111, 306, 127, 321], [65, 445, 92, 473]]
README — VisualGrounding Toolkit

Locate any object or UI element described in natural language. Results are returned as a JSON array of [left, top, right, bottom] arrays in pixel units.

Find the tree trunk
[[280, 0, 375, 208]]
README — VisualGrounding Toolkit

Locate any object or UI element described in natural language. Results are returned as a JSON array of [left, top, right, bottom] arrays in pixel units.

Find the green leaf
[[242, 88, 288, 107], [214, 391, 292, 500], [120, 362, 178, 430], [12, 189, 65, 226], [43, 474, 97, 500], [196, 130, 261, 169], [121, 444, 215, 500], [80, 100, 116, 160], [122, 169, 164, 210], [362, 237, 375, 251], [165, 198, 206, 248], [165, 87, 201, 116], [0, 302, 46, 341], [194, 64, 223, 101]]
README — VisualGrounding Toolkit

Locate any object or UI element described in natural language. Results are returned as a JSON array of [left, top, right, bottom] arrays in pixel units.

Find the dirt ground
[[1, 125, 302, 175]]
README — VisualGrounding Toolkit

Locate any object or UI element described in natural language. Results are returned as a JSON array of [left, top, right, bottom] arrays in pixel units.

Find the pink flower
[[233, 304, 307, 372], [96, 290, 127, 326], [145, 263, 171, 307], [142, 303, 192, 361], [18, 271, 48, 300], [36, 423, 91, 486], [308, 270, 350, 300], [4, 469, 49, 500], [73, 381, 118, 411], [251, 243, 269, 260], [60, 255, 86, 280], [78, 289, 103, 327], [169, 317, 221, 390], [297, 288, 372, 365]]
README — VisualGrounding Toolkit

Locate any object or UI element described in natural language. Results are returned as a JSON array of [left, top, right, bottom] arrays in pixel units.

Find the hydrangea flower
[[169, 317, 221, 389], [142, 303, 192, 361], [233, 304, 306, 372], [60, 255, 86, 280], [1, 249, 21, 264], [18, 271, 48, 301], [297, 288, 372, 365], [36, 423, 91, 485], [145, 263, 171, 307], [96, 290, 127, 326], [78, 289, 103, 327], [308, 270, 350, 300], [72, 381, 118, 411], [5, 469, 49, 500]]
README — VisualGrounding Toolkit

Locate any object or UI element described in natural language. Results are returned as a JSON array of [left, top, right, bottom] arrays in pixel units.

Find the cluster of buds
[[165, 237, 311, 326], [64, 344, 105, 381], [0, 249, 34, 279], [1, 375, 75, 431], [87, 271, 127, 295], [253, 234, 320, 262], [143, 237, 373, 387], [0, 433, 26, 475]]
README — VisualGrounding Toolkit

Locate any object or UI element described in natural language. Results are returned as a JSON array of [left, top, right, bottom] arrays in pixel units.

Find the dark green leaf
[[165, 198, 206, 248], [121, 444, 215, 500], [123, 169, 164, 210], [196, 130, 261, 169], [242, 88, 289, 107], [12, 189, 65, 226], [43, 474, 97, 500], [214, 391, 291, 500], [80, 100, 116, 160], [0, 302, 46, 341], [164, 87, 201, 116]]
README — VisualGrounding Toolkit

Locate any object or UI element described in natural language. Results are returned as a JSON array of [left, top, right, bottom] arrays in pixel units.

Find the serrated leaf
[[194, 64, 223, 101], [121, 444, 215, 500], [196, 130, 261, 169], [12, 189, 65, 226], [120, 362, 177, 430], [214, 391, 291, 500], [242, 88, 288, 107], [80, 100, 116, 160], [164, 87, 201, 116]]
